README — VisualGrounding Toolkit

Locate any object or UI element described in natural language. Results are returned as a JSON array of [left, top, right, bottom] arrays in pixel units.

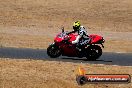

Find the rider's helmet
[[73, 21, 81, 31]]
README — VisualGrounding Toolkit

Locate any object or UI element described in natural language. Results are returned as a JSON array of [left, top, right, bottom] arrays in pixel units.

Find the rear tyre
[[86, 45, 102, 61], [47, 45, 61, 58]]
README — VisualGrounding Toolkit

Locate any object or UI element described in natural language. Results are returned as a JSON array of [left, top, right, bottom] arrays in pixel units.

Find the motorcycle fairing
[[89, 34, 103, 44]]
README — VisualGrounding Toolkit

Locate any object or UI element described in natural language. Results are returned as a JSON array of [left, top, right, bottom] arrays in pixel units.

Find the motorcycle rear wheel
[[47, 45, 61, 58], [86, 45, 102, 61]]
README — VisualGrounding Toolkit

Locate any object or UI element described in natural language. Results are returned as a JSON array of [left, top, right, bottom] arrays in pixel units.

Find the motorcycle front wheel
[[47, 45, 61, 58]]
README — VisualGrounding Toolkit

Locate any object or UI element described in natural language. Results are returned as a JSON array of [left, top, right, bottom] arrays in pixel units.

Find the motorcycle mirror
[[62, 27, 64, 33]]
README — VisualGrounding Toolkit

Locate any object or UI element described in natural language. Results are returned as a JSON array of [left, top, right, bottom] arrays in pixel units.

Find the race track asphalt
[[0, 47, 131, 66]]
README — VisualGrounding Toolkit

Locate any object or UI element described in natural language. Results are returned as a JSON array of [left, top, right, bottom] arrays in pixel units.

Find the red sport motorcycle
[[47, 28, 105, 60]]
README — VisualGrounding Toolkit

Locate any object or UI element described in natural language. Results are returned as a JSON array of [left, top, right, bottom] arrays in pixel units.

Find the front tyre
[[86, 45, 102, 61], [47, 45, 61, 58]]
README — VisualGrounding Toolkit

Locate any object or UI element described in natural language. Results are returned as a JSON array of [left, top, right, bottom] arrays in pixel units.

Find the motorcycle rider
[[67, 21, 90, 51]]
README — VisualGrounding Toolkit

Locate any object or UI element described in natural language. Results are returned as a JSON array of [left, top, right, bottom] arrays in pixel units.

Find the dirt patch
[[104, 40, 132, 52], [0, 59, 132, 88], [0, 0, 132, 32]]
